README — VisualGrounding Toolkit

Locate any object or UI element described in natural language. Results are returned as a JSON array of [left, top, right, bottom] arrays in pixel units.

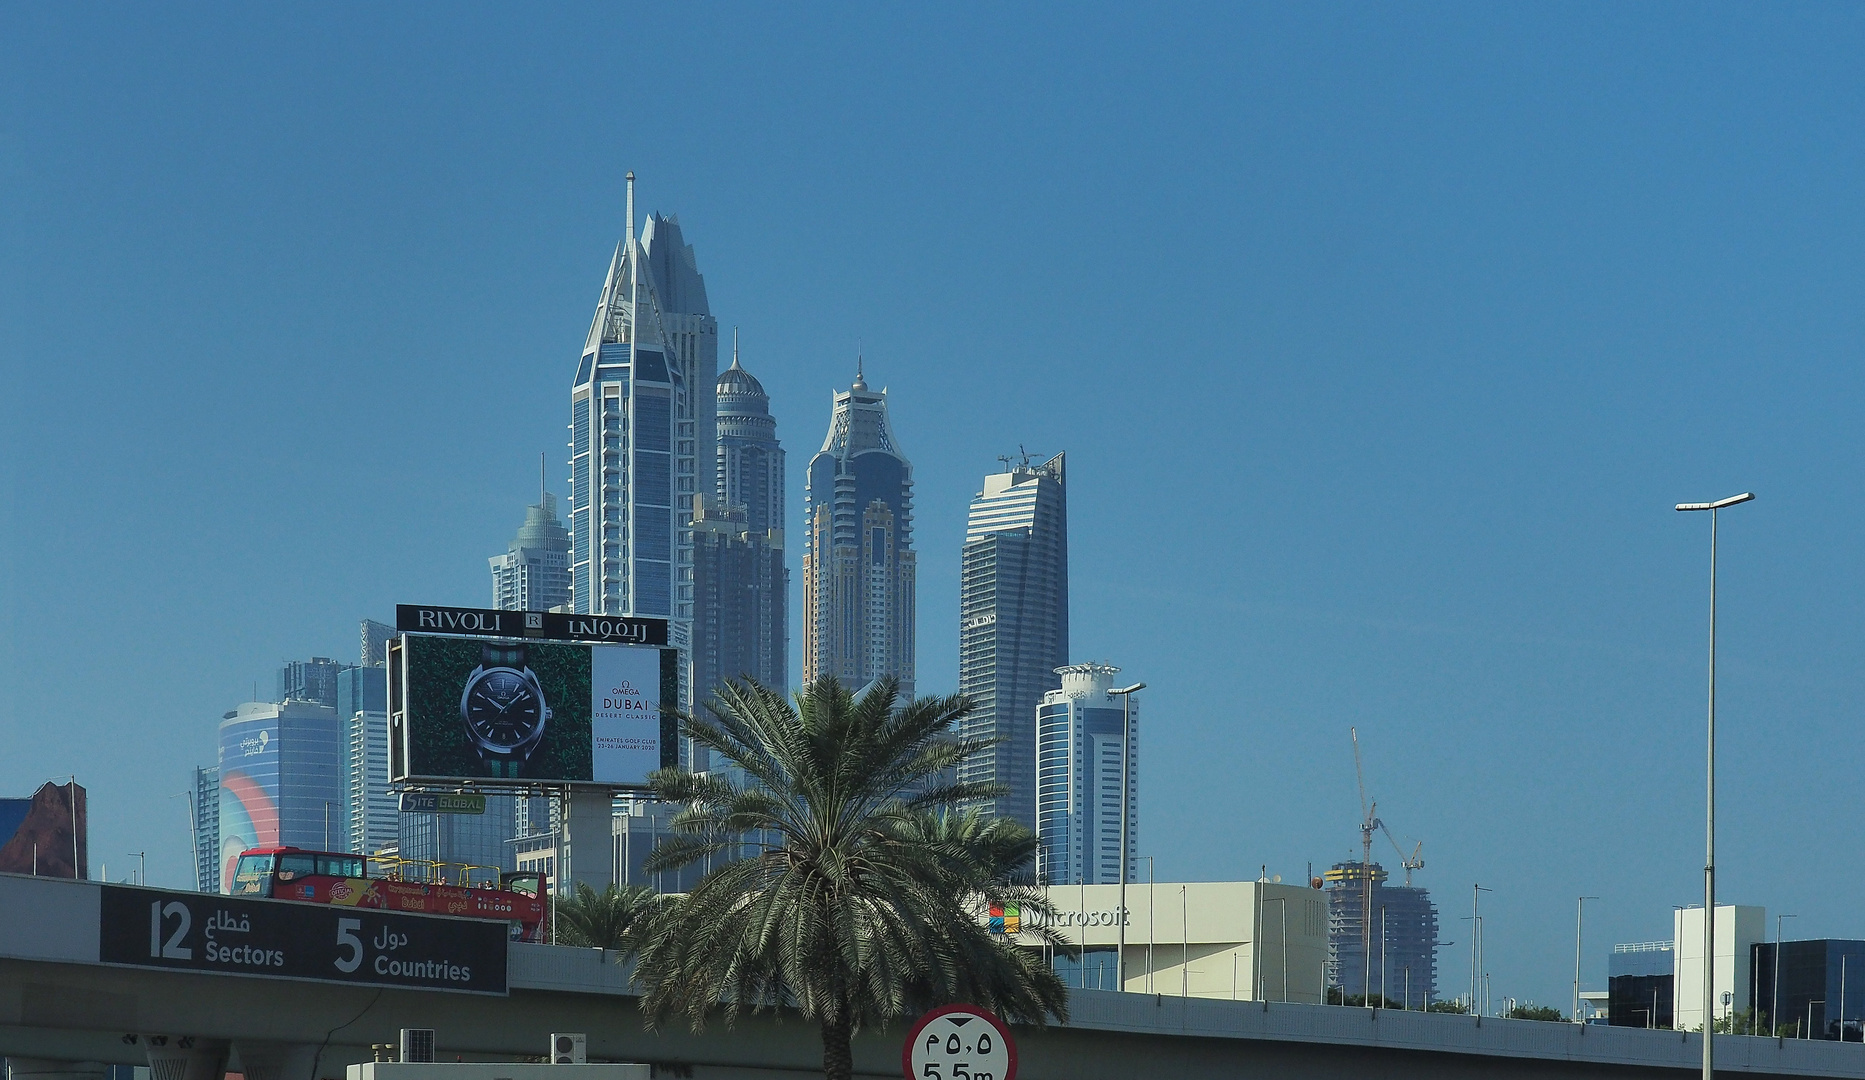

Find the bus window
[[318, 854, 364, 878], [230, 854, 275, 896], [275, 854, 317, 882]]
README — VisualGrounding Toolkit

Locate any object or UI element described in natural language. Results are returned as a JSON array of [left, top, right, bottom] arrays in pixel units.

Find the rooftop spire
[[731, 326, 741, 370], [853, 342, 867, 391], [539, 451, 546, 504]]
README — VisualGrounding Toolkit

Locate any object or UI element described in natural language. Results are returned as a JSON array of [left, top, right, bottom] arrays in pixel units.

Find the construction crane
[[1350, 728, 1429, 1000]]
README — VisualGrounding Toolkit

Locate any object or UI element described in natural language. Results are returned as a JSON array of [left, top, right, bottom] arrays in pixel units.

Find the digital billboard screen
[[392, 633, 677, 787]]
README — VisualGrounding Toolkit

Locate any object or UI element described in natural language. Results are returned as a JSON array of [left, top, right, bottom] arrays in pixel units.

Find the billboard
[[391, 633, 677, 787]]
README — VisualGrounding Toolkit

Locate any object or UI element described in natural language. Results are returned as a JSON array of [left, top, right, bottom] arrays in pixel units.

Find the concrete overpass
[[2, 874, 1859, 1080]]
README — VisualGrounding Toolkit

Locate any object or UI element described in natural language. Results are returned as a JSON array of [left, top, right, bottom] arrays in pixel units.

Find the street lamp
[[1108, 682, 1145, 992], [1774, 913, 1797, 1037], [1575, 896, 1598, 1022], [1675, 490, 1753, 1079]]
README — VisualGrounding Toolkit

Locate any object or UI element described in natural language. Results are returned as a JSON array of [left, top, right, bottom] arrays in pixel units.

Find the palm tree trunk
[[820, 1016, 853, 1080]]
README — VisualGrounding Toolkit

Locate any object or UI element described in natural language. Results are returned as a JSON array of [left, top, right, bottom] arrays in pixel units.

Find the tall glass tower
[[490, 469, 571, 612], [1036, 663, 1137, 886], [802, 363, 916, 699], [958, 453, 1067, 828], [568, 173, 719, 650], [693, 341, 787, 708]]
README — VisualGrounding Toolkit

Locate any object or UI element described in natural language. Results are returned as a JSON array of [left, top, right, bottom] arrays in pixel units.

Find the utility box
[[349, 1066, 648, 1080], [549, 1035, 586, 1065]]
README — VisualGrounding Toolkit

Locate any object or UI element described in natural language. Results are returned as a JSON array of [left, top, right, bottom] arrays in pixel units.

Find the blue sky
[[5, 4, 1864, 1011]]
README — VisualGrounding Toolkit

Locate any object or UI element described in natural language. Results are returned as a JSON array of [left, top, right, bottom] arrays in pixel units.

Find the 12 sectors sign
[[392, 634, 677, 786], [97, 885, 507, 995]]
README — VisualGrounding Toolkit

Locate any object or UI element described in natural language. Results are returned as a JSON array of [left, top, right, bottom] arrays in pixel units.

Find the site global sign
[[97, 884, 507, 995], [903, 1004, 1016, 1080], [399, 792, 487, 815]]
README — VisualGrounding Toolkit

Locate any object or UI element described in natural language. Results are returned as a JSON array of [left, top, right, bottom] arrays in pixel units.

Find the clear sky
[[5, 4, 1863, 1012]]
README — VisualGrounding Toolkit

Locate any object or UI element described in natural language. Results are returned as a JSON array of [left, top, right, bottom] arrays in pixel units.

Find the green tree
[[1426, 999, 1470, 1014], [1506, 1003, 1567, 1022], [631, 676, 1070, 1080], [553, 881, 661, 954]]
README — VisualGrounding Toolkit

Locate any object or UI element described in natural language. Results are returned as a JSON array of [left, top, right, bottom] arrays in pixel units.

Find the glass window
[[275, 854, 317, 882], [230, 854, 274, 896], [318, 854, 365, 878]]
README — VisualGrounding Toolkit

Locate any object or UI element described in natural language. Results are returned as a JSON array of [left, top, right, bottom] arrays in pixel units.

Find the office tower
[[491, 472, 572, 612], [278, 657, 345, 708], [216, 700, 343, 890], [801, 363, 916, 698], [338, 665, 395, 858], [361, 619, 396, 667], [398, 796, 517, 884], [958, 452, 1067, 828], [1322, 861, 1440, 1005], [568, 174, 719, 629], [1035, 663, 1137, 885], [191, 766, 220, 890], [693, 346, 787, 709]]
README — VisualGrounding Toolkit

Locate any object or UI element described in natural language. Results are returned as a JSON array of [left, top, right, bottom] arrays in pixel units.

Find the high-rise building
[[958, 453, 1067, 828], [361, 619, 396, 667], [490, 478, 572, 612], [568, 174, 719, 632], [216, 700, 343, 891], [692, 346, 787, 709], [278, 657, 345, 709], [1322, 861, 1440, 1005], [1035, 663, 1137, 885], [338, 665, 395, 859], [801, 363, 916, 698], [191, 765, 219, 890], [0, 780, 86, 879]]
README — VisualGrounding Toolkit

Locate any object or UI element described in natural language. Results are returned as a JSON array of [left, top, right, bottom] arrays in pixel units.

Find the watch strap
[[480, 643, 527, 668]]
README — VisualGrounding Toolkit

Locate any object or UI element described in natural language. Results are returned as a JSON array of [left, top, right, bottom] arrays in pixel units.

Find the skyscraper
[[802, 363, 916, 698], [490, 468, 572, 612], [338, 664, 395, 859], [360, 619, 396, 667], [278, 657, 345, 709], [191, 765, 219, 891], [1036, 663, 1137, 885], [692, 344, 787, 708], [568, 174, 718, 632], [216, 699, 343, 890], [1323, 861, 1440, 1005], [958, 453, 1067, 827]]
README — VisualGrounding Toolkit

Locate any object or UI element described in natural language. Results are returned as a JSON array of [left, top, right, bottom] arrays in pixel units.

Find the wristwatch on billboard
[[459, 643, 550, 778]]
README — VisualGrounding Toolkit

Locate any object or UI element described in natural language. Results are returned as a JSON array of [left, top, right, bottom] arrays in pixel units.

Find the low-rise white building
[[991, 880, 1331, 1003]]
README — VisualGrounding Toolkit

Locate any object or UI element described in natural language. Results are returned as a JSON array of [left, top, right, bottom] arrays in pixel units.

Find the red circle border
[[900, 1002, 1018, 1080]]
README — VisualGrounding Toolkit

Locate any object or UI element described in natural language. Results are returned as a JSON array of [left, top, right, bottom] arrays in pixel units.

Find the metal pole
[[1381, 905, 1388, 1007], [1146, 855, 1155, 993], [1471, 885, 1480, 1012], [1773, 915, 1795, 1037], [1575, 896, 1598, 1023], [1841, 956, 1847, 1043], [1109, 683, 1142, 993], [1281, 898, 1289, 1002], [133, 851, 145, 886], [1182, 885, 1189, 997], [1704, 505, 1717, 1077]]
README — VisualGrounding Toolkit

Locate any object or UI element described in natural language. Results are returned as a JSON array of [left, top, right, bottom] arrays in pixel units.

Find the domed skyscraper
[[692, 334, 788, 710]]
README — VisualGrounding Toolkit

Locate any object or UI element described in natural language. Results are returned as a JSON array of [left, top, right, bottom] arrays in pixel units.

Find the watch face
[[463, 668, 545, 751]]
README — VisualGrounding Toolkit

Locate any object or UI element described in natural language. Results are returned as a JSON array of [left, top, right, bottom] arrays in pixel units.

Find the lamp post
[[1675, 490, 1753, 1078], [1575, 896, 1599, 1022], [1774, 914, 1796, 1037], [1109, 682, 1144, 991]]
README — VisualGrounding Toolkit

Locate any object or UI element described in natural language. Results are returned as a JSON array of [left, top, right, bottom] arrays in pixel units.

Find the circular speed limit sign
[[903, 1003, 1016, 1080]]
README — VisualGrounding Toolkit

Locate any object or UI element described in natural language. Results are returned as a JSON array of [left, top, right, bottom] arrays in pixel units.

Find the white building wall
[[1673, 904, 1766, 1030]]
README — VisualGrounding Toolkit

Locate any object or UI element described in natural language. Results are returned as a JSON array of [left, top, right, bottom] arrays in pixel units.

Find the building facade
[[1607, 941, 1675, 1028], [1753, 938, 1865, 1039], [1322, 861, 1440, 1007], [692, 349, 787, 717], [191, 766, 219, 891], [0, 780, 86, 879], [801, 364, 916, 698], [338, 665, 395, 859], [1672, 904, 1765, 1032], [360, 619, 396, 667], [278, 657, 345, 709], [988, 880, 1328, 1001], [568, 175, 718, 636], [216, 700, 343, 891], [1036, 663, 1137, 886], [490, 487, 572, 612], [958, 453, 1067, 828], [398, 796, 518, 886]]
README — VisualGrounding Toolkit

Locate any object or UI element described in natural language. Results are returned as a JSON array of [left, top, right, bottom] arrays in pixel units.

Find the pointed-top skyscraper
[[569, 174, 719, 710], [802, 361, 916, 698]]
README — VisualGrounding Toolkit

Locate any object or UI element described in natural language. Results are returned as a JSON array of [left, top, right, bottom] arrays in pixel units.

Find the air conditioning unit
[[400, 1029, 436, 1064], [550, 1033, 587, 1065]]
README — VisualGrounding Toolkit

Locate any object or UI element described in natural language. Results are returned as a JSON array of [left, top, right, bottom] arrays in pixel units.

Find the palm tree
[[631, 675, 1069, 1080], [554, 881, 660, 955]]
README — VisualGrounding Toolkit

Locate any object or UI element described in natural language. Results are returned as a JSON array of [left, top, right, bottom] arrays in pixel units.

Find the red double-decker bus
[[229, 846, 549, 941]]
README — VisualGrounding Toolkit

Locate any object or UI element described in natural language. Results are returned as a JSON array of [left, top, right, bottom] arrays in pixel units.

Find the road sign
[[98, 885, 508, 995], [903, 1004, 1016, 1080], [399, 792, 487, 815]]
